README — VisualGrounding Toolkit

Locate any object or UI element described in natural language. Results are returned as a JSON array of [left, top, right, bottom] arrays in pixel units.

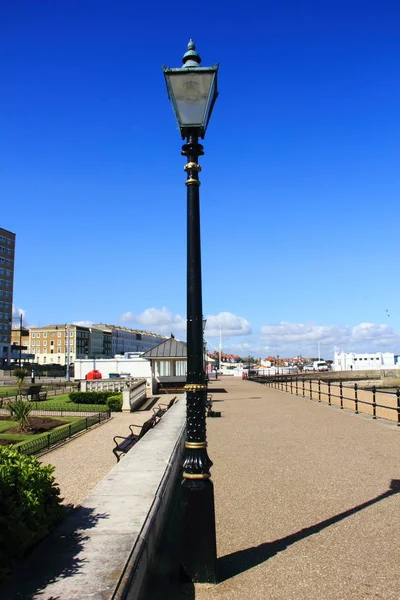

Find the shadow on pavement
[[218, 479, 400, 582], [137, 396, 160, 411], [0, 507, 108, 599]]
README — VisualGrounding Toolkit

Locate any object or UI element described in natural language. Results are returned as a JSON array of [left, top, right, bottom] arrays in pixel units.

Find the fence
[[14, 412, 111, 455], [250, 376, 400, 425], [0, 382, 78, 402]]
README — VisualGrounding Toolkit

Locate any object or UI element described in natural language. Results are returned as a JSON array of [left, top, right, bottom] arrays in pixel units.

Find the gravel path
[[191, 378, 400, 600], [40, 395, 176, 507]]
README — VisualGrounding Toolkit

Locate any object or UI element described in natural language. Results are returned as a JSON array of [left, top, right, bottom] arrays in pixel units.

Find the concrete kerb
[[1, 395, 187, 600]]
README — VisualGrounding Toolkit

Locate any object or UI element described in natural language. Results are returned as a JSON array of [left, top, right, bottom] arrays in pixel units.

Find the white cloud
[[12, 305, 26, 321], [120, 307, 186, 334], [259, 321, 400, 356], [119, 308, 252, 338], [205, 312, 252, 337], [73, 320, 94, 327]]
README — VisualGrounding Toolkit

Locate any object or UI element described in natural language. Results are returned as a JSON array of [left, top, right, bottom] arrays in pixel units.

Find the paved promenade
[[186, 377, 399, 600]]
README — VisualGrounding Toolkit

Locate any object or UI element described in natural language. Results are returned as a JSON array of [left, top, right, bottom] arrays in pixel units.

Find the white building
[[74, 357, 152, 389], [333, 351, 400, 371]]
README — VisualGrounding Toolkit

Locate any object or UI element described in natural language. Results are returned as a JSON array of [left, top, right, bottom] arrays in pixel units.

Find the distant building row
[[11, 324, 168, 366]]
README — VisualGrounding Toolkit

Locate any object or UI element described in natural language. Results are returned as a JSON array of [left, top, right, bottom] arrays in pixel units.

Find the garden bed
[[0, 415, 68, 434], [0, 413, 109, 455]]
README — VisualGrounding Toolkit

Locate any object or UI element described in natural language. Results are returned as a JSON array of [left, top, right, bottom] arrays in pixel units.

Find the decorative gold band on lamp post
[[163, 40, 219, 584]]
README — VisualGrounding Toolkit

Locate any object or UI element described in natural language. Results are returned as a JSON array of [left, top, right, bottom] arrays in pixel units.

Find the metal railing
[[0, 382, 78, 401], [15, 411, 111, 455], [249, 375, 400, 425]]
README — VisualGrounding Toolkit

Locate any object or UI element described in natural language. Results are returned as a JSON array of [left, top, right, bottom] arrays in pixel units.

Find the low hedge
[[0, 446, 64, 581], [69, 391, 117, 405], [106, 394, 123, 412]]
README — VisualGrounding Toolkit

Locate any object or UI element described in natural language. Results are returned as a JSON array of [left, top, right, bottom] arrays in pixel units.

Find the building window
[[43, 332, 47, 337], [58, 332, 61, 337], [175, 361, 186, 376], [156, 360, 171, 376]]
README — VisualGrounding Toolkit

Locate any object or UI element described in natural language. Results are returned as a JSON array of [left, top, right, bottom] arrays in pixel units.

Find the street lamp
[[163, 40, 219, 584]]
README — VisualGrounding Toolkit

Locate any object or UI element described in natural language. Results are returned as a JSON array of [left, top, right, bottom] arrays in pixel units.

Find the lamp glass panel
[[168, 72, 214, 127]]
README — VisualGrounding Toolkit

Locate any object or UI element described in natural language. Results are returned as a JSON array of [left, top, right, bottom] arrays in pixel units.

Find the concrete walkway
[[186, 378, 399, 600], [40, 395, 177, 507]]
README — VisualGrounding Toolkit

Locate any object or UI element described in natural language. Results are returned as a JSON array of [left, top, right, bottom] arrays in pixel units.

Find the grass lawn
[[29, 394, 108, 412], [0, 387, 19, 398], [0, 419, 18, 433]]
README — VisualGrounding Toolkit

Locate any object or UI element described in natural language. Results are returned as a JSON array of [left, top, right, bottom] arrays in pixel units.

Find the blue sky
[[1, 0, 400, 358]]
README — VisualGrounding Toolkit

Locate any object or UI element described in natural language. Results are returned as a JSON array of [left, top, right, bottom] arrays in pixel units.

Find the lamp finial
[[182, 39, 202, 68]]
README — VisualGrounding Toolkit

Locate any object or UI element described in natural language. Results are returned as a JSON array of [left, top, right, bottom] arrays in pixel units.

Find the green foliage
[[7, 399, 32, 432], [0, 446, 64, 580], [106, 394, 123, 412], [69, 391, 117, 405], [13, 369, 30, 399]]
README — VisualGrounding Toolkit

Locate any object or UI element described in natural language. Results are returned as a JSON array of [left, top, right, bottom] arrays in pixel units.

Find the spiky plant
[[13, 368, 30, 399], [7, 399, 32, 432]]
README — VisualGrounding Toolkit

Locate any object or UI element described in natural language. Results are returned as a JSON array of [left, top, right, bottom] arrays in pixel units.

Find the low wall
[[1, 395, 187, 600], [81, 378, 143, 392], [122, 380, 147, 412], [80, 378, 147, 412]]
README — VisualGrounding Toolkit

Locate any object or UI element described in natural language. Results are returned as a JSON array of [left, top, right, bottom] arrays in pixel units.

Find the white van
[[313, 361, 328, 371]]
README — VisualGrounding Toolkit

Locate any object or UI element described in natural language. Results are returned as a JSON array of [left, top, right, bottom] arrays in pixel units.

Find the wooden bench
[[24, 385, 47, 402], [113, 414, 158, 462], [152, 396, 177, 418]]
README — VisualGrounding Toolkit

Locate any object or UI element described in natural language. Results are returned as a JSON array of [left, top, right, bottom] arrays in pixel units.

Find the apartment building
[[0, 228, 16, 366], [93, 324, 167, 356], [27, 324, 113, 366]]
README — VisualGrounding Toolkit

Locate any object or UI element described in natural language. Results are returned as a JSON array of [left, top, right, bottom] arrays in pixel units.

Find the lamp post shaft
[[181, 132, 217, 583]]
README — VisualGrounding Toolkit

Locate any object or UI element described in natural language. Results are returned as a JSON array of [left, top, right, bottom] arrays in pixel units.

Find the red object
[[242, 372, 246, 380], [86, 370, 102, 380]]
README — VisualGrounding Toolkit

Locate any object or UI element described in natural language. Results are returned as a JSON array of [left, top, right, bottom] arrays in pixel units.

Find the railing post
[[339, 381, 343, 409], [309, 380, 312, 400], [290, 378, 293, 394], [354, 383, 359, 414], [396, 387, 400, 426], [295, 378, 298, 396], [372, 386, 377, 419], [302, 378, 305, 397], [318, 379, 321, 402], [328, 381, 331, 405]]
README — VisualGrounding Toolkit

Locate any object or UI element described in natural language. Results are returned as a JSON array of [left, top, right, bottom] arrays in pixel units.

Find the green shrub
[[69, 391, 116, 405], [106, 394, 123, 412], [0, 446, 64, 581]]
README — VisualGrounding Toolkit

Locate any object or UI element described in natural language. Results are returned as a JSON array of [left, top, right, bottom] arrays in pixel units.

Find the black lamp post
[[163, 40, 218, 583]]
